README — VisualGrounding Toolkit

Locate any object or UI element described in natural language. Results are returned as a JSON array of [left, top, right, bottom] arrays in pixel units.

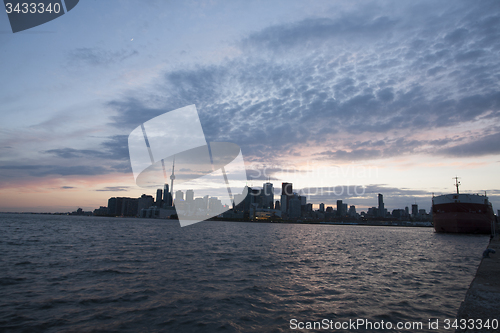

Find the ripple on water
[[0, 215, 489, 332]]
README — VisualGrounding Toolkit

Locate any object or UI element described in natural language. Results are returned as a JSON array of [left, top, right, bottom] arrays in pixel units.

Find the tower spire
[[170, 156, 176, 204]]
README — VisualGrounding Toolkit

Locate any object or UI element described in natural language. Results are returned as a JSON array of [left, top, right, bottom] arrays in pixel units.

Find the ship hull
[[432, 202, 494, 234]]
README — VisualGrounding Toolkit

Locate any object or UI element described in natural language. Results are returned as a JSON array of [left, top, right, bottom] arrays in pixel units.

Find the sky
[[1, 0, 500, 213]]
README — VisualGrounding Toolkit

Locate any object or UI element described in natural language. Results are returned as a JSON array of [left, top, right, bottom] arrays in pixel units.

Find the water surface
[[0, 214, 489, 332]]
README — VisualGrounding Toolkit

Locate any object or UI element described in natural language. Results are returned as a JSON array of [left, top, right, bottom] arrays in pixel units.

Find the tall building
[[412, 204, 418, 217], [186, 189, 194, 203], [336, 200, 343, 217], [263, 182, 274, 209], [280, 194, 288, 214], [282, 182, 293, 196], [175, 190, 184, 203], [281, 183, 293, 212], [288, 197, 301, 219], [319, 203, 325, 212], [170, 158, 176, 201], [163, 184, 172, 207], [348, 205, 356, 217], [378, 193, 385, 218], [156, 189, 163, 207]]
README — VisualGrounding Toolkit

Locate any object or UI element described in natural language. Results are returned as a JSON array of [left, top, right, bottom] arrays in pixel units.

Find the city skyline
[[1, 1, 500, 213], [93, 180, 431, 222]]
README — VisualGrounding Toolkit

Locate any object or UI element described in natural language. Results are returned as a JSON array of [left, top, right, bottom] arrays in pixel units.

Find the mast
[[170, 157, 176, 205], [453, 176, 460, 195]]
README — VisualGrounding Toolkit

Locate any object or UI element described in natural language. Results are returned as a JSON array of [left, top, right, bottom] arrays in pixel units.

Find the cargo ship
[[432, 177, 495, 234]]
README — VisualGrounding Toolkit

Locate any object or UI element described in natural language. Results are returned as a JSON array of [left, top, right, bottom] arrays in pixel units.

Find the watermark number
[[5, 2, 61, 14]]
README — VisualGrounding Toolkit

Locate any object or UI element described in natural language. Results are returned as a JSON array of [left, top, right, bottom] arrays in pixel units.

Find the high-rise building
[[281, 182, 293, 212], [186, 189, 194, 203], [156, 189, 163, 207], [163, 184, 172, 207], [412, 204, 418, 217], [405, 206, 409, 217], [319, 203, 325, 212], [280, 194, 288, 214], [288, 197, 301, 219], [336, 200, 343, 217], [175, 190, 184, 203], [282, 182, 293, 196], [263, 182, 274, 209], [348, 205, 356, 217], [378, 194, 385, 218]]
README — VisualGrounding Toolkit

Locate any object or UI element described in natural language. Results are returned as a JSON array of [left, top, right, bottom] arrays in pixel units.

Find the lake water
[[0, 214, 489, 332]]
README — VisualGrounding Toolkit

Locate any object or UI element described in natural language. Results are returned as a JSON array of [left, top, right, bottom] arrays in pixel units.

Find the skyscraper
[[378, 193, 385, 218], [319, 203, 325, 212], [263, 182, 274, 209], [170, 158, 176, 200], [336, 200, 343, 217], [163, 183, 172, 207], [186, 189, 194, 203], [412, 204, 418, 217], [282, 182, 293, 213], [175, 190, 184, 203], [156, 189, 163, 207]]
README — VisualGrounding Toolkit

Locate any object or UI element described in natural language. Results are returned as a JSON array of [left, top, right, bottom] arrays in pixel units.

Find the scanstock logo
[[128, 105, 248, 227], [4, 0, 79, 33]]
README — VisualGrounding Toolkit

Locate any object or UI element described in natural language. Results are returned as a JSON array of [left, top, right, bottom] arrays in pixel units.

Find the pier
[[456, 233, 500, 332]]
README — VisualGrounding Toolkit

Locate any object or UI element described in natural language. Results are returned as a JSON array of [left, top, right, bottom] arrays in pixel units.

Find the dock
[[456, 233, 500, 332]]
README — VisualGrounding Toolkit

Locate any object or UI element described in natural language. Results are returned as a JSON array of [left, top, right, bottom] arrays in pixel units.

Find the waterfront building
[[378, 194, 385, 218], [163, 184, 172, 207], [288, 197, 301, 219], [175, 190, 184, 203], [280, 194, 288, 214], [319, 203, 325, 212], [281, 183, 293, 212], [336, 200, 343, 217], [122, 198, 138, 216], [274, 201, 280, 211], [156, 189, 163, 207], [93, 206, 108, 216], [348, 205, 356, 218], [108, 197, 137, 216], [412, 204, 418, 217], [263, 182, 274, 209], [186, 190, 194, 203], [138, 194, 154, 214]]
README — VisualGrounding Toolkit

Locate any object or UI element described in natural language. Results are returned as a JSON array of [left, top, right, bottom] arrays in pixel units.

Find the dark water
[[0, 214, 489, 332]]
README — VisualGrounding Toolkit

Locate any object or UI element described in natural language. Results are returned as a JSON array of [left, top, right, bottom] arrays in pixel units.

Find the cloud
[[437, 131, 500, 157], [96, 186, 131, 192], [0, 165, 109, 177], [44, 135, 130, 162], [69, 47, 138, 67], [101, 1, 500, 165]]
